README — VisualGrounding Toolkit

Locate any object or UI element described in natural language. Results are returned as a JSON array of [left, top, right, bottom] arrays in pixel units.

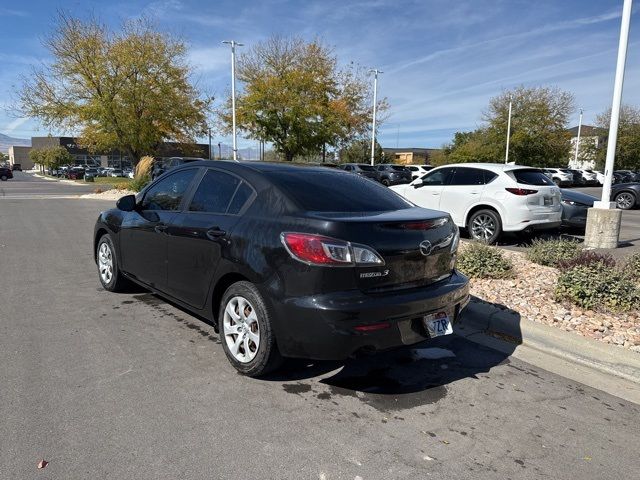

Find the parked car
[[391, 164, 561, 244], [338, 163, 379, 182], [616, 170, 640, 182], [68, 167, 85, 180], [376, 164, 412, 186], [560, 189, 597, 229], [94, 161, 469, 376], [593, 170, 605, 185], [84, 168, 99, 180], [562, 169, 586, 186], [579, 169, 599, 186], [407, 165, 433, 180], [110, 169, 125, 178], [614, 170, 634, 183], [611, 183, 640, 210], [11, 163, 22, 171], [0, 166, 13, 181], [544, 168, 573, 187]]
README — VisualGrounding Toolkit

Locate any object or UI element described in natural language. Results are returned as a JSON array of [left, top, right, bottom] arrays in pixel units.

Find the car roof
[[430, 162, 544, 173]]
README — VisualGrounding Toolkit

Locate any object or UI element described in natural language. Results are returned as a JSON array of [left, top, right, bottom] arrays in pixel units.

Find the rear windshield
[[390, 165, 406, 171], [356, 165, 375, 171], [511, 169, 555, 186], [268, 170, 412, 212]]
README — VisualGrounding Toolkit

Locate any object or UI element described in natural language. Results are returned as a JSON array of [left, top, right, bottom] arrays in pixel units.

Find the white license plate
[[423, 312, 453, 338], [544, 196, 553, 206]]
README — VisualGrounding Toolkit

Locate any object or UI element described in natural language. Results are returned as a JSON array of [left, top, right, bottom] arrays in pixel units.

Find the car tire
[[0, 175, 7, 181], [96, 234, 131, 292], [615, 191, 636, 210], [381, 178, 390, 187], [468, 209, 502, 244], [219, 281, 283, 377]]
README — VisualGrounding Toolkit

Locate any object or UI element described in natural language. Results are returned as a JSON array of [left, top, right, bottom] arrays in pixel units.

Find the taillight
[[281, 232, 384, 267], [505, 187, 538, 196], [384, 218, 448, 230]]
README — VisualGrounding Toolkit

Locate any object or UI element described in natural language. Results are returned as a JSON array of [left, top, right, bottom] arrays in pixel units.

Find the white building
[[567, 125, 600, 169]]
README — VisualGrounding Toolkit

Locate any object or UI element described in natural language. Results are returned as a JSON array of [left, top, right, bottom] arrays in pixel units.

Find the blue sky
[[1, 0, 639, 150]]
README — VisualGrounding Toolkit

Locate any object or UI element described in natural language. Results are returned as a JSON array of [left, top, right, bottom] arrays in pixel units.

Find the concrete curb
[[33, 174, 87, 186], [457, 299, 640, 385]]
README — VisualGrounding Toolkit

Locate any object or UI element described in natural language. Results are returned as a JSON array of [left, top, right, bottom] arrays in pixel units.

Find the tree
[[30, 146, 72, 173], [18, 13, 210, 166], [339, 139, 383, 164], [445, 86, 574, 167], [591, 105, 640, 170], [223, 36, 388, 161]]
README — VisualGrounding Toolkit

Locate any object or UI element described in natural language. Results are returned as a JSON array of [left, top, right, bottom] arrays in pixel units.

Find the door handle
[[206, 228, 226, 240], [154, 224, 168, 234]]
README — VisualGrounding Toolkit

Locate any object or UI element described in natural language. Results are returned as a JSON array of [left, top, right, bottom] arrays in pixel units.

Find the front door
[[406, 167, 454, 210], [167, 169, 255, 309], [119, 168, 199, 290]]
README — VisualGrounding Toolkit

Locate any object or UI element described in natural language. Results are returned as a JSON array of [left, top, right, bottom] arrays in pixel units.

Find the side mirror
[[116, 194, 137, 212], [413, 179, 424, 188]]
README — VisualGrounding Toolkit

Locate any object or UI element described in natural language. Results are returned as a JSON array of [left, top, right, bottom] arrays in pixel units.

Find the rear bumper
[[268, 271, 470, 360]]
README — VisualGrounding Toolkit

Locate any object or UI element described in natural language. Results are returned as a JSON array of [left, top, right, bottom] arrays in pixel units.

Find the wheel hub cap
[[98, 242, 114, 284], [223, 296, 260, 363]]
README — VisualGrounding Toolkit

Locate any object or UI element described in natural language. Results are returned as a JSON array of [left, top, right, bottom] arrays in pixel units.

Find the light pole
[[573, 109, 583, 167], [222, 40, 243, 162], [584, 0, 632, 249], [369, 69, 382, 166], [207, 126, 212, 160], [505, 95, 512, 164]]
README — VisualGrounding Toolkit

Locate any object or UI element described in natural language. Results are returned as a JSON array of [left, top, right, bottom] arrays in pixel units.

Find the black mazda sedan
[[94, 161, 469, 376]]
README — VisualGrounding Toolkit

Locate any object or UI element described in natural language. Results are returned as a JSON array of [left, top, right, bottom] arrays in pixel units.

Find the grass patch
[[90, 177, 133, 187]]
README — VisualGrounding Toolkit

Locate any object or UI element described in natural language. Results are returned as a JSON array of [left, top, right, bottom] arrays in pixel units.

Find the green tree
[[30, 146, 72, 173], [18, 13, 210, 166], [223, 36, 388, 162], [339, 139, 383, 164], [592, 105, 640, 170], [445, 86, 574, 167]]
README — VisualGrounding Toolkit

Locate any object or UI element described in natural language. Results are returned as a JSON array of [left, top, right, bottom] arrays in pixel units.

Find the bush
[[526, 238, 581, 267], [557, 251, 615, 272], [555, 262, 640, 312], [129, 174, 150, 192], [624, 253, 640, 281], [457, 242, 514, 279]]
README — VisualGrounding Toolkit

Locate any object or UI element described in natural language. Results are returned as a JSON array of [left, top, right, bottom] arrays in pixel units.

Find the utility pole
[[505, 95, 512, 164], [218, 142, 222, 160], [222, 40, 243, 162], [208, 126, 212, 161], [369, 69, 382, 166], [585, 0, 632, 249], [573, 109, 583, 167]]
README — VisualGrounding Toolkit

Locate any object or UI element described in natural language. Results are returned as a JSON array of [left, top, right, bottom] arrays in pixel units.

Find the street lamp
[[505, 95, 512, 164], [584, 0, 633, 249], [222, 40, 243, 162], [573, 109, 583, 167], [369, 69, 382, 166]]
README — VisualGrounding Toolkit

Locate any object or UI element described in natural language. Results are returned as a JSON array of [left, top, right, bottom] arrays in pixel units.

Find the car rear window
[[357, 165, 375, 171], [268, 170, 412, 212], [511, 169, 555, 186], [390, 165, 406, 171]]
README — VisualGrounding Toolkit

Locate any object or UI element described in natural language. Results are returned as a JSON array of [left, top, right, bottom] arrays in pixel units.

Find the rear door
[[166, 168, 256, 309], [439, 167, 495, 225], [403, 167, 454, 210], [119, 168, 199, 290]]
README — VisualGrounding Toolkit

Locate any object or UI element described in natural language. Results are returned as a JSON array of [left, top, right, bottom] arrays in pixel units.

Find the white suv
[[390, 163, 562, 244]]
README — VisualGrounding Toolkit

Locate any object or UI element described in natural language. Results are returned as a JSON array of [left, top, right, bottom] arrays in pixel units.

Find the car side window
[[449, 168, 487, 186], [377, 166, 385, 171], [189, 169, 241, 213], [421, 168, 453, 186], [140, 169, 198, 211]]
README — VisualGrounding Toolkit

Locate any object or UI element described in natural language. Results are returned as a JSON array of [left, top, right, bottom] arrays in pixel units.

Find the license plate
[[423, 312, 453, 338], [544, 196, 553, 206]]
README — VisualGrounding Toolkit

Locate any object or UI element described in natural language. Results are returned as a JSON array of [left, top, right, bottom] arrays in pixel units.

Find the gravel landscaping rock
[[468, 249, 640, 352], [81, 188, 136, 200]]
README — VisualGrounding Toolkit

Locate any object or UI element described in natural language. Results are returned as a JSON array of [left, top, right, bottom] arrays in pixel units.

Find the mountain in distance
[[0, 133, 31, 153]]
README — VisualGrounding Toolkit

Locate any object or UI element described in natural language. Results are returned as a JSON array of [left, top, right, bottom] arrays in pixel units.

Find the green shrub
[[624, 253, 640, 281], [526, 238, 581, 267], [557, 251, 615, 272], [457, 242, 514, 279], [129, 174, 150, 192], [555, 262, 640, 312]]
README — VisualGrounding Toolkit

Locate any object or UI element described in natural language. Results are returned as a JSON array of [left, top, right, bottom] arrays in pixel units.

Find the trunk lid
[[308, 207, 457, 292]]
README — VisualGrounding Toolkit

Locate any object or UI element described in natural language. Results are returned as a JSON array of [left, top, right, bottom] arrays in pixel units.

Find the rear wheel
[[219, 281, 282, 377], [615, 191, 636, 210], [0, 175, 7, 181], [381, 178, 390, 187], [468, 209, 502, 244]]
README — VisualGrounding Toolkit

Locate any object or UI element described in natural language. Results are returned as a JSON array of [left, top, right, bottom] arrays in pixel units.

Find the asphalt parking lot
[[1, 174, 639, 479]]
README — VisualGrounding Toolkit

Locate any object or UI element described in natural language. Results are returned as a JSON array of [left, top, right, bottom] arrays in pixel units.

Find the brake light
[[505, 188, 538, 196], [281, 232, 384, 266]]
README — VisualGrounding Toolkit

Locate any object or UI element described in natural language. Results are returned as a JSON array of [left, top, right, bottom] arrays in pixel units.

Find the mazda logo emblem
[[419, 240, 433, 256]]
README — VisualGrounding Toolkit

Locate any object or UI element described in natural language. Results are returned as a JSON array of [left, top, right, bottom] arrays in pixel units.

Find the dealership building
[[8, 136, 210, 170]]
